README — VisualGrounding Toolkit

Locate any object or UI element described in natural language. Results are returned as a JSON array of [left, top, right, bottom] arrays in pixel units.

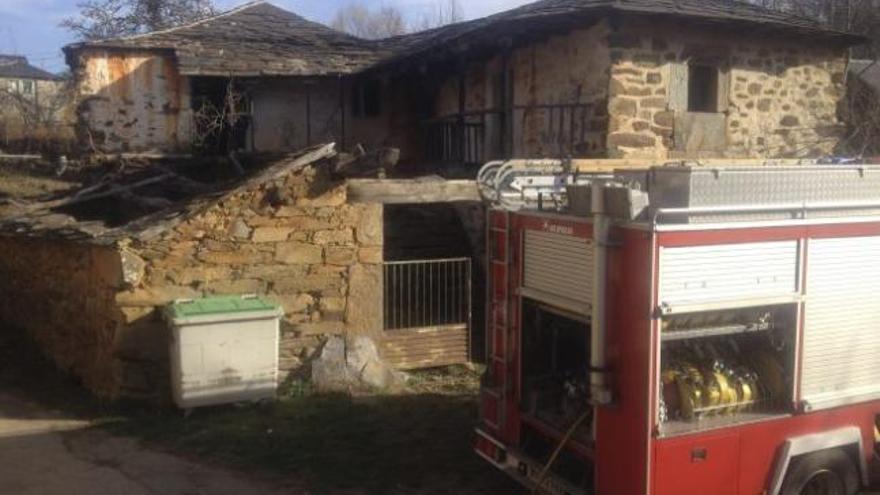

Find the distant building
[[0, 55, 67, 145]]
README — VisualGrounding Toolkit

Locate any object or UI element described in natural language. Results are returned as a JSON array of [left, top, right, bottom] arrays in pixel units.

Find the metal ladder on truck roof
[[477, 159, 609, 212]]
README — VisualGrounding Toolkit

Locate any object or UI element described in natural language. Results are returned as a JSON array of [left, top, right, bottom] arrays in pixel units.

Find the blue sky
[[0, 0, 530, 73]]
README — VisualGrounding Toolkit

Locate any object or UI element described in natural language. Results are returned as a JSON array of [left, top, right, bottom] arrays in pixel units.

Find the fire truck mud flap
[[474, 428, 588, 495]]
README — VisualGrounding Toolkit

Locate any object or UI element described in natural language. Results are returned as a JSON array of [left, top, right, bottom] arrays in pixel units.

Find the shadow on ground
[[0, 334, 519, 495]]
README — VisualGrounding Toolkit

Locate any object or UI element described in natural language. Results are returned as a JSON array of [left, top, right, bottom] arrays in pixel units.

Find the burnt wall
[[432, 20, 612, 159], [249, 78, 342, 152], [73, 49, 193, 153], [343, 75, 423, 169]]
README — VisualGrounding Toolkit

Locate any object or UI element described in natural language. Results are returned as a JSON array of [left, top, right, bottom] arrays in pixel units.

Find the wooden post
[[305, 82, 312, 147], [501, 47, 514, 159], [339, 76, 347, 150], [458, 63, 467, 164]]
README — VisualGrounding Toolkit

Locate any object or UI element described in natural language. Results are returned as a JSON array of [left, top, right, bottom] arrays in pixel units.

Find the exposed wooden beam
[[347, 179, 480, 204], [23, 173, 175, 212], [0, 154, 42, 161]]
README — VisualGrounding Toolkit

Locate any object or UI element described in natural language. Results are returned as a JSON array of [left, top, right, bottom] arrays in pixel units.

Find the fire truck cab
[[474, 162, 880, 495]]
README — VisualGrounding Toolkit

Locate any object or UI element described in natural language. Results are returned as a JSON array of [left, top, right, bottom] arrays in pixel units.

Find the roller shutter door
[[522, 230, 593, 313], [659, 241, 799, 309], [802, 236, 880, 410]]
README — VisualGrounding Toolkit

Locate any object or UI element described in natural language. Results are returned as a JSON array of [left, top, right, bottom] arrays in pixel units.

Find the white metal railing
[[383, 258, 472, 331]]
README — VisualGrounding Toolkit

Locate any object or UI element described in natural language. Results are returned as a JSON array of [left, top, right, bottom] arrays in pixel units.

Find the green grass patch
[[104, 390, 514, 494]]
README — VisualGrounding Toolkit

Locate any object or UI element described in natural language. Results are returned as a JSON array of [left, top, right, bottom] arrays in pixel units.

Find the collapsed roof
[[64, 0, 864, 78], [0, 144, 337, 244], [0, 55, 62, 81]]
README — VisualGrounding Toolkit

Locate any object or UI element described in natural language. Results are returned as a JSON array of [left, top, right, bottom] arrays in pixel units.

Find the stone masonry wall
[[605, 19, 847, 159], [0, 237, 126, 396], [115, 165, 384, 398], [0, 166, 383, 400]]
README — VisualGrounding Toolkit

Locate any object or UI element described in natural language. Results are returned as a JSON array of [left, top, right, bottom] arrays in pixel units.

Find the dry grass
[[0, 161, 80, 209]]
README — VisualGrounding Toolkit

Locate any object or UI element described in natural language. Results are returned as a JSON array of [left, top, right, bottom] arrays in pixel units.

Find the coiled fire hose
[[531, 409, 592, 494]]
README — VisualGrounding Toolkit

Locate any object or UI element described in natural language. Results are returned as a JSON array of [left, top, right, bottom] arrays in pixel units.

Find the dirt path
[[0, 391, 297, 495]]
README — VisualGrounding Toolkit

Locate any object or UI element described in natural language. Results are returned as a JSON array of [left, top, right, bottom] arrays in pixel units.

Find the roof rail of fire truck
[[478, 159, 880, 220], [653, 200, 880, 225], [477, 159, 613, 211]]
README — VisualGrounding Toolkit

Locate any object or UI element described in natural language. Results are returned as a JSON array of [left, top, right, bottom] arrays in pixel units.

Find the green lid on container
[[166, 295, 278, 320]]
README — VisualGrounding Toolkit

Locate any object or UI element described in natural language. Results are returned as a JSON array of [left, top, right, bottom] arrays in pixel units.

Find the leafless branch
[[191, 78, 245, 149], [61, 0, 216, 41]]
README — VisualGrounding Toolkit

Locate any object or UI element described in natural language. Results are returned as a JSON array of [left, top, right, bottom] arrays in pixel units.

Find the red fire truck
[[473, 162, 880, 495]]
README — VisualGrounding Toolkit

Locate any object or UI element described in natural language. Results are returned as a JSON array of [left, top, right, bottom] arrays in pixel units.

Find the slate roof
[[65, 0, 864, 78], [0, 55, 61, 81], [64, 2, 389, 77], [850, 60, 880, 93], [377, 0, 864, 69]]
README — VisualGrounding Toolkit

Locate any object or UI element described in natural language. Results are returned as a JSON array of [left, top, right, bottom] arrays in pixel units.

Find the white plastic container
[[164, 295, 282, 409]]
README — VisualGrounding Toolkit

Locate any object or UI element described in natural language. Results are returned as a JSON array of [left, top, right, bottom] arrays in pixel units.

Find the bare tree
[[191, 79, 248, 154], [415, 0, 464, 31], [62, 0, 216, 41], [750, 0, 880, 58], [331, 0, 463, 39], [0, 80, 74, 152], [331, 3, 406, 39]]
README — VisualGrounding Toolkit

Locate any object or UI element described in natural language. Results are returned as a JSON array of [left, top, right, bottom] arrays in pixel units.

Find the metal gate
[[382, 258, 472, 370]]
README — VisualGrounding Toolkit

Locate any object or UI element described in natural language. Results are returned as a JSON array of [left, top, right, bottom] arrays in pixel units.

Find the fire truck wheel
[[780, 448, 860, 495]]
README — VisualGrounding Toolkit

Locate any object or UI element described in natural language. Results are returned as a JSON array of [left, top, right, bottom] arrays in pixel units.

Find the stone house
[[64, 0, 863, 167], [62, 2, 394, 155], [0, 55, 67, 145], [6, 0, 866, 400]]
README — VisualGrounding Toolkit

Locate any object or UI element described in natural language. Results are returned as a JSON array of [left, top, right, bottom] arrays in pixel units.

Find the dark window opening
[[688, 64, 719, 113], [191, 77, 251, 154], [351, 79, 382, 118]]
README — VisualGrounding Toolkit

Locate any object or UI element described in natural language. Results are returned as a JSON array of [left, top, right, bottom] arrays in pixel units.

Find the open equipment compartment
[[658, 303, 797, 436], [518, 297, 595, 490], [520, 298, 593, 443]]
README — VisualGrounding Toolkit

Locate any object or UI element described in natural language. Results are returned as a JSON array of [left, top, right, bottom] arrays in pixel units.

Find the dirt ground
[[0, 335, 520, 495], [0, 391, 300, 495]]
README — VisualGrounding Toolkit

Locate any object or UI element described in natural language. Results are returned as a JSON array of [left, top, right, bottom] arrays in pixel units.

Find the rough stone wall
[[0, 237, 126, 396], [116, 166, 384, 397], [605, 19, 848, 159], [72, 49, 192, 153], [0, 167, 383, 400]]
